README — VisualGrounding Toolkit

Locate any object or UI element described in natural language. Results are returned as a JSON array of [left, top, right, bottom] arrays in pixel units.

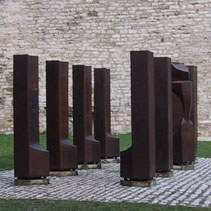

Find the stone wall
[[0, 0, 211, 138]]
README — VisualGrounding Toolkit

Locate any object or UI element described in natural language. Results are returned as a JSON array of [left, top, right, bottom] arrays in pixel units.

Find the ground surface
[[1, 133, 211, 171], [0, 158, 210, 208]]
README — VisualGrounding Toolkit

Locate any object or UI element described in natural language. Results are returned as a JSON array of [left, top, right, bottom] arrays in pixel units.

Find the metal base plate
[[173, 164, 195, 170], [14, 178, 49, 186], [101, 157, 120, 164], [193, 158, 198, 164], [78, 162, 101, 170], [155, 171, 173, 178], [120, 179, 156, 187], [50, 170, 78, 177]]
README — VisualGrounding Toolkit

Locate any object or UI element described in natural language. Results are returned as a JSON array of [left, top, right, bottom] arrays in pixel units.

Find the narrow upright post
[[13, 55, 49, 185], [120, 51, 156, 187], [187, 66, 198, 160], [94, 68, 120, 161], [171, 63, 195, 169], [154, 57, 173, 177], [73, 65, 101, 168], [46, 61, 78, 176]]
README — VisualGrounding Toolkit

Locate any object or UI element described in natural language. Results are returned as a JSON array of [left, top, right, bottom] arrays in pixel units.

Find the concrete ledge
[[50, 170, 78, 177], [120, 179, 156, 187], [155, 171, 173, 178], [14, 178, 49, 185], [78, 162, 101, 170], [173, 164, 195, 170], [198, 137, 211, 142], [101, 157, 120, 164]]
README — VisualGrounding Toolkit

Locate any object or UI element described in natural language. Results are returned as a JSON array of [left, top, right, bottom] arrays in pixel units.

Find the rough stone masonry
[[0, 0, 210, 139]]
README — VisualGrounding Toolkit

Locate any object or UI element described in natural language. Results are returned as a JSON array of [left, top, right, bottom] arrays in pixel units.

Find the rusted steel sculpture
[[13, 55, 49, 181], [46, 61, 78, 172], [73, 65, 101, 164], [154, 57, 173, 174], [171, 63, 194, 165], [188, 66, 198, 159], [120, 51, 156, 185], [172, 63, 190, 81], [94, 68, 120, 159]]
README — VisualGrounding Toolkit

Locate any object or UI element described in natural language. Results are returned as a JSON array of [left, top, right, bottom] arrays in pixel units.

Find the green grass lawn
[[0, 133, 211, 210], [0, 133, 210, 171], [0, 199, 210, 211], [118, 133, 211, 158]]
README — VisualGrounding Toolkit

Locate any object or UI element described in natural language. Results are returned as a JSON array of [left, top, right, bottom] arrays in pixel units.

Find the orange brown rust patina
[[120, 51, 156, 182], [73, 65, 101, 164], [94, 68, 120, 159], [172, 63, 195, 165], [46, 61, 78, 171], [14, 55, 49, 179], [188, 66, 198, 159], [154, 57, 173, 173]]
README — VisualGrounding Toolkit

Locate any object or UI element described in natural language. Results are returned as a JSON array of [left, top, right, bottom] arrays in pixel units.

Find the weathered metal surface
[[73, 65, 101, 164], [50, 170, 78, 177], [94, 68, 120, 159], [154, 57, 173, 173], [14, 178, 49, 185], [120, 179, 156, 187], [120, 51, 156, 181], [188, 66, 198, 159], [171, 63, 190, 81], [46, 61, 78, 171], [173, 163, 195, 170], [13, 55, 49, 179], [172, 80, 194, 164], [155, 171, 173, 178]]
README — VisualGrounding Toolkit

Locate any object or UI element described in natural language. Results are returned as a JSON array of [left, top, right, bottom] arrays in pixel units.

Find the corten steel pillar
[[172, 63, 190, 81], [154, 57, 173, 175], [46, 61, 78, 173], [187, 66, 198, 159], [171, 63, 194, 165], [73, 65, 101, 165], [94, 68, 120, 159], [13, 55, 49, 183], [120, 51, 156, 186]]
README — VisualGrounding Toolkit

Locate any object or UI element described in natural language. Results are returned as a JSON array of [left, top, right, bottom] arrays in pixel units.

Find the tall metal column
[[46, 61, 78, 173], [120, 51, 156, 186], [154, 57, 173, 175], [13, 55, 49, 184], [94, 68, 120, 159], [171, 63, 194, 165], [187, 66, 198, 159], [73, 65, 101, 165]]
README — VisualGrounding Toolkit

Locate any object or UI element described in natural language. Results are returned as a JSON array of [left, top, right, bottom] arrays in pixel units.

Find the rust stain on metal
[[46, 61, 78, 171], [14, 55, 49, 179], [73, 65, 101, 164], [94, 68, 119, 159]]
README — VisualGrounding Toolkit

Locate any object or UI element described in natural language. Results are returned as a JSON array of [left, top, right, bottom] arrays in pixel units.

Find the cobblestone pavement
[[0, 158, 210, 208]]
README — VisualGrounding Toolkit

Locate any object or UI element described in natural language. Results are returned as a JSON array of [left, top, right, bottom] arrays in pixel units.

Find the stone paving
[[0, 158, 211, 208]]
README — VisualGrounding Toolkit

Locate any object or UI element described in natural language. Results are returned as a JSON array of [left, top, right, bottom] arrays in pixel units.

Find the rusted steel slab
[[13, 55, 49, 179], [94, 68, 119, 159], [187, 65, 198, 159], [73, 65, 101, 164], [154, 57, 173, 173], [46, 61, 78, 171], [172, 79, 194, 164], [120, 51, 156, 181]]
